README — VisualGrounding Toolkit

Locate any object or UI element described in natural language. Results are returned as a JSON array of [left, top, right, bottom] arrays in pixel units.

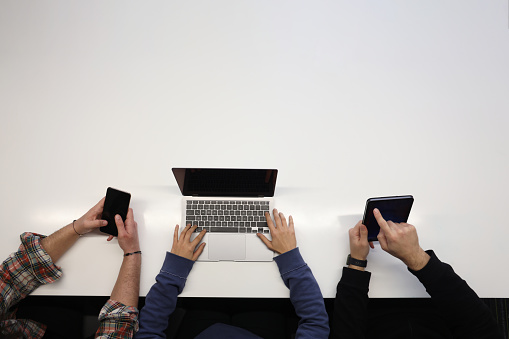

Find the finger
[[348, 221, 360, 241], [352, 220, 362, 236], [180, 223, 192, 240], [288, 215, 295, 231], [185, 225, 198, 242], [107, 235, 114, 241], [192, 242, 206, 261], [360, 224, 369, 240], [265, 211, 276, 233], [348, 227, 356, 239], [93, 197, 106, 214], [386, 220, 399, 235], [191, 229, 207, 246], [115, 215, 126, 236], [88, 219, 108, 229], [257, 233, 274, 251], [369, 241, 375, 249], [273, 208, 282, 228], [125, 208, 135, 227], [373, 208, 392, 235], [173, 225, 179, 246], [125, 209, 138, 235], [279, 212, 288, 228]]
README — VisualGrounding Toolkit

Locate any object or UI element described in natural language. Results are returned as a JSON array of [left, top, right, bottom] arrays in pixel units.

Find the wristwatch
[[346, 254, 367, 268]]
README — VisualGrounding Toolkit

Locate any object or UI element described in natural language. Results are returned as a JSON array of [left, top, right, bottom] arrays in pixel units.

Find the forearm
[[110, 254, 141, 308], [137, 252, 194, 339], [331, 267, 371, 339], [0, 233, 62, 315], [411, 250, 502, 339], [275, 248, 329, 339], [39, 223, 80, 263], [289, 272, 329, 339]]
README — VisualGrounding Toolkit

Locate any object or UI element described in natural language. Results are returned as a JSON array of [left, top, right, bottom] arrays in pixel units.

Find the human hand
[[107, 208, 140, 254], [257, 209, 297, 254], [74, 197, 108, 235], [375, 208, 430, 271], [170, 224, 206, 261], [348, 221, 374, 261]]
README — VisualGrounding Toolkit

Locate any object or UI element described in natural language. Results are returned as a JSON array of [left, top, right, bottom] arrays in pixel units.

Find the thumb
[[115, 215, 125, 236], [89, 219, 108, 229], [377, 228, 388, 252], [257, 233, 274, 251], [360, 224, 368, 239], [192, 243, 206, 261]]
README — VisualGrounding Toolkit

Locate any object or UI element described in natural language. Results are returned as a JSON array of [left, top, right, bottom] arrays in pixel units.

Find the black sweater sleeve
[[410, 250, 503, 339], [330, 267, 371, 339]]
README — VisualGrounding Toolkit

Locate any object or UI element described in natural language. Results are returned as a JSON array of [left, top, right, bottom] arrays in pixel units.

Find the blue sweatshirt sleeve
[[274, 248, 330, 339], [135, 252, 195, 339]]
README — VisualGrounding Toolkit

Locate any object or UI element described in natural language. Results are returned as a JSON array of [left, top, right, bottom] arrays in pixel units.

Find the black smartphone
[[100, 187, 131, 236], [362, 195, 414, 242]]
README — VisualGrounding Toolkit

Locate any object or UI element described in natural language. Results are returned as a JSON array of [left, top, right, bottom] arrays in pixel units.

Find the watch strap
[[346, 254, 367, 268]]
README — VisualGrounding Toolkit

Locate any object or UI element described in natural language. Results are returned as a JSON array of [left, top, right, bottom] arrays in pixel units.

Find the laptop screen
[[172, 168, 278, 197]]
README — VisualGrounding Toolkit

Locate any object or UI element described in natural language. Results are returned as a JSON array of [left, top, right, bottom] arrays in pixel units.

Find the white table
[[1, 0, 508, 298]]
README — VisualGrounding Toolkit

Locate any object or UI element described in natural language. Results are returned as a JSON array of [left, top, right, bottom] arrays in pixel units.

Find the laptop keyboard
[[185, 200, 271, 234]]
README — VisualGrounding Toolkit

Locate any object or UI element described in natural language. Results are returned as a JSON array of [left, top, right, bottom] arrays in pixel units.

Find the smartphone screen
[[100, 187, 131, 236], [362, 195, 414, 242]]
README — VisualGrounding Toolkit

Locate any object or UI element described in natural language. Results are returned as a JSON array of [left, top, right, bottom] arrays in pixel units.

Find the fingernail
[[103, 221, 108, 226], [373, 208, 379, 213], [115, 215, 121, 220]]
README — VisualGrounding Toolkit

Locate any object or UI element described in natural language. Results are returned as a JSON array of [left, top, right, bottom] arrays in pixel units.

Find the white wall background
[[1, 1, 508, 297]]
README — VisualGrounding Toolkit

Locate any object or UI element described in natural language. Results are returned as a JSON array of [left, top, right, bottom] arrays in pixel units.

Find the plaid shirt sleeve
[[0, 232, 63, 338], [95, 299, 139, 339]]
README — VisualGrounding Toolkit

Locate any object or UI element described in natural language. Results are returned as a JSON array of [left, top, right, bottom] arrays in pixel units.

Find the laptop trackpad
[[208, 234, 246, 261]]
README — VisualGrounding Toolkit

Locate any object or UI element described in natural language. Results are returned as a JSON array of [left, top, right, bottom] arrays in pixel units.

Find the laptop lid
[[172, 168, 278, 197]]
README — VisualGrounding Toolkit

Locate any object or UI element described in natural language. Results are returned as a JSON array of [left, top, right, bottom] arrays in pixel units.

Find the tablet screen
[[362, 195, 414, 241]]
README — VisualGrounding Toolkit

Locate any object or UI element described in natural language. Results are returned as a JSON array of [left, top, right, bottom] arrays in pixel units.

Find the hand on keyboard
[[170, 224, 206, 261], [257, 209, 297, 254]]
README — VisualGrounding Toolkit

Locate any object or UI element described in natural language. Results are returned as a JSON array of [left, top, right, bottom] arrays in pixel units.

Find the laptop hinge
[[258, 195, 265, 198]]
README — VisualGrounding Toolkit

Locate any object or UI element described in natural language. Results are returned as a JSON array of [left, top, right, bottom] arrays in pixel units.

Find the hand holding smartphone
[[362, 195, 414, 242], [100, 187, 131, 237]]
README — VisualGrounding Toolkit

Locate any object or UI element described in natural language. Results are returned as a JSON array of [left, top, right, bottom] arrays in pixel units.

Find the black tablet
[[362, 195, 414, 242]]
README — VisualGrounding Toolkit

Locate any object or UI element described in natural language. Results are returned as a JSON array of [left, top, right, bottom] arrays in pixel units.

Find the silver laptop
[[172, 168, 277, 261]]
